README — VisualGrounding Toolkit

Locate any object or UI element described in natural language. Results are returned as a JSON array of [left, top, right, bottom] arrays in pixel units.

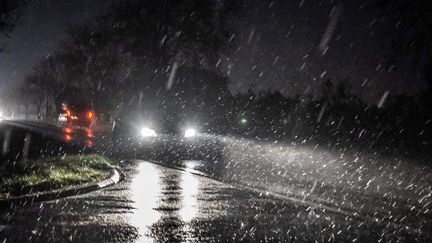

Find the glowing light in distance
[[87, 129, 93, 138], [184, 128, 197, 138], [65, 134, 72, 141], [87, 111, 94, 119], [140, 127, 157, 137]]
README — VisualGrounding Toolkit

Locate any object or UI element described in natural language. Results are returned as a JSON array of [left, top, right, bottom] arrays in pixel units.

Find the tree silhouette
[[24, 0, 239, 118]]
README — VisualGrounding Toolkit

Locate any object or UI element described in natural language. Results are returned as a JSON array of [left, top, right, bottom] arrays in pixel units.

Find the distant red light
[[87, 129, 93, 138], [87, 111, 94, 119], [65, 134, 72, 141], [64, 127, 72, 134]]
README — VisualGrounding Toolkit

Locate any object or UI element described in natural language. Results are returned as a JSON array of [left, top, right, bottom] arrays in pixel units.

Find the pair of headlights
[[139, 127, 197, 138]]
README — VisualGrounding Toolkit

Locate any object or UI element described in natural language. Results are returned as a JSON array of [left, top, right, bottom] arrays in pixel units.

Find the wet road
[[0, 121, 431, 242], [0, 159, 320, 242], [0, 159, 428, 242]]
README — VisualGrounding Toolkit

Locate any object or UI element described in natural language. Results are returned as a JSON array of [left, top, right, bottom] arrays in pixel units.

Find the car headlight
[[140, 127, 157, 137], [184, 128, 197, 138]]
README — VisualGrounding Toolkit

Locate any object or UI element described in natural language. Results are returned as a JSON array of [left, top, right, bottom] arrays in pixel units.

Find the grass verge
[[0, 154, 116, 198]]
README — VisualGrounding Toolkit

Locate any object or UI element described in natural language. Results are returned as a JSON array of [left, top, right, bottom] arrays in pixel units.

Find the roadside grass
[[0, 154, 115, 198]]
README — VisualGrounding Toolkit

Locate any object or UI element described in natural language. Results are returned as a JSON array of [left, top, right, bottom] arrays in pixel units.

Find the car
[[112, 93, 226, 161], [60, 103, 96, 128]]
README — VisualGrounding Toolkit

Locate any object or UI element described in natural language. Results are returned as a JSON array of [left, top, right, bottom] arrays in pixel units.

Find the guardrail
[[0, 120, 88, 173]]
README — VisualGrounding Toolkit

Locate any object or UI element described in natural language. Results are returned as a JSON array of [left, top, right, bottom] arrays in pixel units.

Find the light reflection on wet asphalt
[[0, 159, 430, 242], [0, 160, 243, 242], [130, 162, 200, 241], [1, 123, 431, 241]]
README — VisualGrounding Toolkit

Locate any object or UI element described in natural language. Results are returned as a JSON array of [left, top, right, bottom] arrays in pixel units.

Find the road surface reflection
[[129, 161, 200, 241]]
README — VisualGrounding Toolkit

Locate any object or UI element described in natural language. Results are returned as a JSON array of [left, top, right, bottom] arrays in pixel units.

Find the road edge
[[0, 168, 123, 208], [144, 159, 358, 218]]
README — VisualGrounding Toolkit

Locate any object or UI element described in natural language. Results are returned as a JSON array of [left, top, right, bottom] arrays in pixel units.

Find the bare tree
[[22, 0, 239, 119]]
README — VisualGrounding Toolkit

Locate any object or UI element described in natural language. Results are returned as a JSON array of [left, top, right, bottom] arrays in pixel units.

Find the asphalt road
[[0, 121, 431, 242], [0, 159, 418, 242]]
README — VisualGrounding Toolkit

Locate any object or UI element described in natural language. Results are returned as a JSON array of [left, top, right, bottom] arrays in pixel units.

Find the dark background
[[0, 0, 425, 104]]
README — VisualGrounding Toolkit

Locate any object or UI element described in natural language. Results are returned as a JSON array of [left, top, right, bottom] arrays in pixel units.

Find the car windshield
[[0, 0, 432, 242]]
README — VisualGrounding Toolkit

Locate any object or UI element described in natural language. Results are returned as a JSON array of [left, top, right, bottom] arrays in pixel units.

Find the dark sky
[[228, 0, 424, 102], [0, 0, 107, 90], [0, 0, 425, 104]]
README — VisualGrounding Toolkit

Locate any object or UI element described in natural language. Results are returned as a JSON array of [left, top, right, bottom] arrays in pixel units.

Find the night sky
[[0, 0, 425, 103], [0, 0, 107, 90]]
